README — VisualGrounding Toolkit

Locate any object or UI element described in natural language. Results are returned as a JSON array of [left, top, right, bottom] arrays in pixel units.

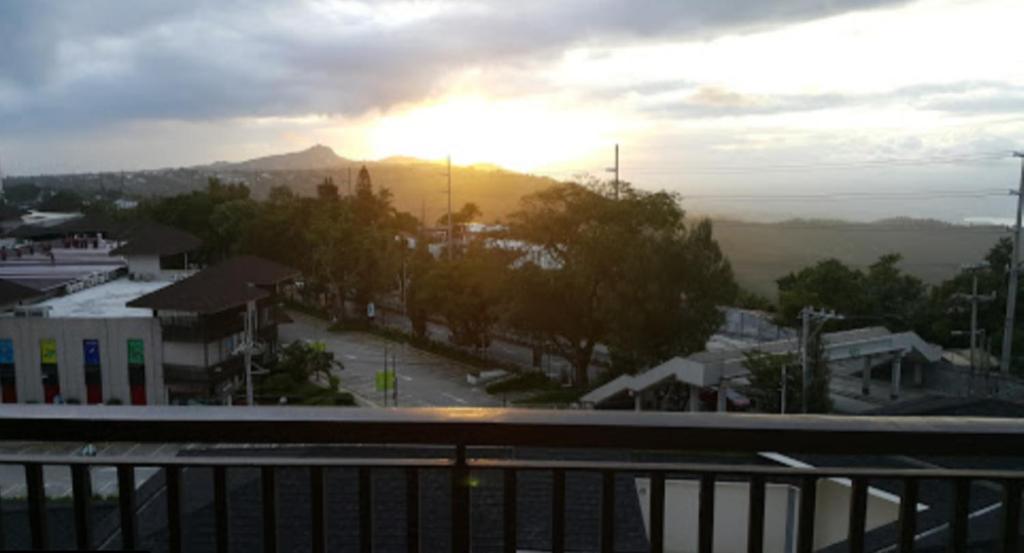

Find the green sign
[[375, 370, 395, 392], [40, 339, 58, 364], [127, 339, 145, 365]]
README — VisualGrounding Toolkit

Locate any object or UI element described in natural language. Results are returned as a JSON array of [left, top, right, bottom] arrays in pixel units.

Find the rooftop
[[0, 278, 44, 306], [34, 278, 171, 318], [109, 222, 202, 257], [0, 246, 125, 291], [128, 255, 296, 314]]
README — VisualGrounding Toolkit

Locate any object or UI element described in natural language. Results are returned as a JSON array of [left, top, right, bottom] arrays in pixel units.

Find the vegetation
[[505, 182, 736, 386], [485, 372, 556, 394], [257, 340, 354, 405], [744, 333, 831, 413]]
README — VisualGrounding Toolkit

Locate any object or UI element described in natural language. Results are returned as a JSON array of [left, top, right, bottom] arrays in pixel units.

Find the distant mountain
[[204, 144, 350, 172]]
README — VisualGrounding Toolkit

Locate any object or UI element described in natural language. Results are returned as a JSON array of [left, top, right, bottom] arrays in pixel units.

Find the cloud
[[0, 0, 913, 132]]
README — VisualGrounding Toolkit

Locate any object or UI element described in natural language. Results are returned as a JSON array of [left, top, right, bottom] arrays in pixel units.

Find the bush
[[105, 398, 123, 405], [486, 372, 555, 394], [513, 387, 585, 406]]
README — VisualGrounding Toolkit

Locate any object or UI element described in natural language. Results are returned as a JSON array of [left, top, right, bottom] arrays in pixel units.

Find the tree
[[507, 182, 736, 386], [744, 333, 831, 414], [437, 202, 482, 226], [416, 242, 511, 349], [257, 340, 351, 405], [38, 190, 84, 212], [317, 177, 339, 201]]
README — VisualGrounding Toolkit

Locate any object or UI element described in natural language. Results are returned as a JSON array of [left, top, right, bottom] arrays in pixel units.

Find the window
[[83, 339, 102, 404], [127, 339, 146, 405], [0, 339, 14, 403]]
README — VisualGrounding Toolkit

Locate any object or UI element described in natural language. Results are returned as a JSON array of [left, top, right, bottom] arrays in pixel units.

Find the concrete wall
[[635, 477, 903, 552], [163, 341, 205, 367], [125, 255, 161, 280], [0, 317, 165, 405]]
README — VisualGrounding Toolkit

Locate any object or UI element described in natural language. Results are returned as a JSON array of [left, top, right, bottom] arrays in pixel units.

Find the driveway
[[280, 311, 503, 408]]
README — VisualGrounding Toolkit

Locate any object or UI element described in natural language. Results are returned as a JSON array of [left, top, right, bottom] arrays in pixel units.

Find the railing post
[[261, 467, 276, 553], [796, 476, 816, 553], [649, 472, 665, 553], [601, 471, 614, 553], [951, 479, 970, 552], [897, 478, 918, 553], [747, 475, 765, 553], [698, 474, 715, 553], [166, 466, 182, 553], [452, 444, 470, 553], [117, 465, 136, 551], [847, 478, 868, 553], [407, 467, 420, 553], [1002, 479, 1021, 553], [552, 469, 565, 553], [72, 464, 93, 551], [504, 469, 517, 553], [311, 467, 326, 553], [26, 463, 47, 550], [213, 466, 228, 553], [359, 467, 372, 553]]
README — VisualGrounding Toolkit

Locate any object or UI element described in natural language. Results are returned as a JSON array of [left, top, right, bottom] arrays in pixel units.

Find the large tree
[[507, 182, 736, 386]]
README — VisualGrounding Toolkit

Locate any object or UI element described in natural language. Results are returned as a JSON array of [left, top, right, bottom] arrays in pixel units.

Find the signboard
[[0, 339, 13, 365], [83, 340, 100, 366], [40, 339, 58, 364], [375, 370, 395, 392], [127, 339, 145, 365], [367, 302, 376, 320]]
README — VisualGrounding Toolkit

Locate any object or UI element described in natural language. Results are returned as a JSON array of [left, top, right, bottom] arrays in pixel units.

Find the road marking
[[440, 392, 468, 405], [345, 354, 358, 360], [400, 375, 413, 382]]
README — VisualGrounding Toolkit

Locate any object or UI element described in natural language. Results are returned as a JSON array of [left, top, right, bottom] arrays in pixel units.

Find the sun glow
[[365, 95, 618, 172]]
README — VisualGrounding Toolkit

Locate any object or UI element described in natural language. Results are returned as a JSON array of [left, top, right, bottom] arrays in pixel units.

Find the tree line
[[122, 169, 737, 388]]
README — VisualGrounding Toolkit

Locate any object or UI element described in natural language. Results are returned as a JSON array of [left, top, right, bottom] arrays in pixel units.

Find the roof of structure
[[127, 255, 297, 314], [0, 278, 43, 306], [36, 278, 170, 318], [109, 223, 202, 257]]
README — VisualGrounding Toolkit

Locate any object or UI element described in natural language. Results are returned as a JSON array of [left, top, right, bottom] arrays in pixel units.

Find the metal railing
[[0, 406, 1022, 552]]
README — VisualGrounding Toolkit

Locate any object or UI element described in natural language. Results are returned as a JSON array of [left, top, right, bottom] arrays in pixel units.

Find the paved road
[[281, 311, 503, 408], [370, 306, 585, 380]]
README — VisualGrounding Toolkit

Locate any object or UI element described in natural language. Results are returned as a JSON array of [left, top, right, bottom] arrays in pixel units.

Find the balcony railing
[[0, 406, 1022, 552]]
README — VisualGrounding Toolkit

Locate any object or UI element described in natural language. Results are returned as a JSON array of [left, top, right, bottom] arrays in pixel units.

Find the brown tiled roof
[[110, 223, 202, 256], [127, 255, 298, 314]]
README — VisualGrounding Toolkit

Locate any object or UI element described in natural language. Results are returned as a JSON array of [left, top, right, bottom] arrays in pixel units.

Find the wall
[[634, 477, 903, 552], [924, 361, 1024, 402], [0, 317, 164, 405], [125, 255, 161, 280]]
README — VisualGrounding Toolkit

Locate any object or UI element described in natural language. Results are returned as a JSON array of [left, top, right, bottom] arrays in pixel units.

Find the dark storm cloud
[[0, 0, 913, 131]]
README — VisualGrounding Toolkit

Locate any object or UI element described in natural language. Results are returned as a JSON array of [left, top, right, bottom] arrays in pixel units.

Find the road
[[281, 311, 503, 408]]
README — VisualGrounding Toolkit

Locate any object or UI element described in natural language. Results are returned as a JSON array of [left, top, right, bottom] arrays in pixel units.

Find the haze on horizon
[[1, 0, 1023, 223]]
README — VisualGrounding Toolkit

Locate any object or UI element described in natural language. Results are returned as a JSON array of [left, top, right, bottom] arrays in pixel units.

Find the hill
[[6, 146, 1003, 298], [708, 217, 1004, 298]]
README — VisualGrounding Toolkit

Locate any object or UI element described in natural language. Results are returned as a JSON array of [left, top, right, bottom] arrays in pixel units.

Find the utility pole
[[796, 307, 845, 413], [605, 144, 620, 200], [1001, 151, 1024, 374], [954, 263, 995, 372], [242, 297, 257, 406], [444, 154, 452, 260]]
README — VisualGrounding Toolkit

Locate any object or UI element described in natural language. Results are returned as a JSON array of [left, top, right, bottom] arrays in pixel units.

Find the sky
[[1, 0, 1023, 222]]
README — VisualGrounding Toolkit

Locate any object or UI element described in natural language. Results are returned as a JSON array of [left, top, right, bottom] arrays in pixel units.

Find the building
[[582, 326, 943, 412], [127, 255, 299, 403], [109, 222, 202, 281], [0, 228, 297, 406]]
